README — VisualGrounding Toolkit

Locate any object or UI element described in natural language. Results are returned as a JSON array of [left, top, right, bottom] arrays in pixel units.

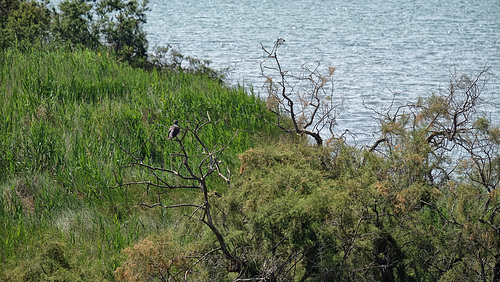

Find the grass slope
[[0, 46, 276, 280]]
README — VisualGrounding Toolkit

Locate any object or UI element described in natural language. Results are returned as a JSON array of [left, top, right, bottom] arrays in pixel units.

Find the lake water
[[144, 0, 500, 145]]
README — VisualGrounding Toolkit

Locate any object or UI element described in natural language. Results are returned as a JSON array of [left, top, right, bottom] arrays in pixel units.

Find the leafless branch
[[112, 114, 243, 275], [260, 38, 343, 146]]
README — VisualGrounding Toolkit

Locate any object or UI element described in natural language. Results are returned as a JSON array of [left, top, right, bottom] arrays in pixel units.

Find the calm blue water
[[144, 0, 500, 144]]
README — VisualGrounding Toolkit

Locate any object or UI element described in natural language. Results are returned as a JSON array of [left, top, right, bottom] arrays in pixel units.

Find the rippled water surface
[[144, 0, 500, 144]]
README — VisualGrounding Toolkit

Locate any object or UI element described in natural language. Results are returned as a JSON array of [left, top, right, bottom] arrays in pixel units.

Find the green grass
[[0, 45, 278, 280]]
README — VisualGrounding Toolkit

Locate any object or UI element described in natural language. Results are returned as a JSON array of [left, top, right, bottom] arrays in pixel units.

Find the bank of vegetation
[[1, 1, 499, 281]]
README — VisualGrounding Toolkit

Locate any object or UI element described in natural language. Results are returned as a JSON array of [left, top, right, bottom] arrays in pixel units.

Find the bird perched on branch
[[167, 120, 180, 140]]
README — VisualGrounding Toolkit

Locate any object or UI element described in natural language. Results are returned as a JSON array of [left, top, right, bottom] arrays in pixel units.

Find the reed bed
[[0, 46, 276, 279]]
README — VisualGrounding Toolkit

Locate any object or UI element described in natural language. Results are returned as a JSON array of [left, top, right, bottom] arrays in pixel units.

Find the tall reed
[[0, 45, 277, 279]]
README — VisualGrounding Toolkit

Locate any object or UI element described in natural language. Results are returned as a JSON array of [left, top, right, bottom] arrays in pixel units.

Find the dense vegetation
[[1, 1, 499, 281]]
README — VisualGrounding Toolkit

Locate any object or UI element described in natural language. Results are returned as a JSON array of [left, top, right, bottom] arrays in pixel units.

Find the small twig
[[184, 248, 222, 281]]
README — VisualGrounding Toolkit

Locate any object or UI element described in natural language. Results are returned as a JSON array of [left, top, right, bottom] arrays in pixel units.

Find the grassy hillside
[[0, 45, 277, 280], [1, 26, 498, 281]]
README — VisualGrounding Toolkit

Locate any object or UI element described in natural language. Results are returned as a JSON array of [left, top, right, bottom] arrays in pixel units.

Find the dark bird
[[167, 120, 180, 140]]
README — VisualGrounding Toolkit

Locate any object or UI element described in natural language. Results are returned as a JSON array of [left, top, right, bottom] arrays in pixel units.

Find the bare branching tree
[[368, 66, 499, 191], [111, 115, 242, 278], [260, 38, 343, 146]]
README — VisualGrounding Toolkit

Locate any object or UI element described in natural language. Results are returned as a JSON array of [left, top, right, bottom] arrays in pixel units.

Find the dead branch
[[260, 38, 343, 146], [112, 114, 243, 273]]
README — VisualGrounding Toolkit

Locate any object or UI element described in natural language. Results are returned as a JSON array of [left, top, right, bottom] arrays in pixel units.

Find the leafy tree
[[224, 140, 332, 280], [0, 0, 51, 49], [1, 0, 149, 67], [94, 0, 149, 67], [216, 138, 418, 281], [51, 0, 99, 48]]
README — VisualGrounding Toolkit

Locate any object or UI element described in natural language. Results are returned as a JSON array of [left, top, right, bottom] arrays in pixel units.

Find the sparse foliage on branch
[[368, 66, 499, 191], [260, 38, 343, 146]]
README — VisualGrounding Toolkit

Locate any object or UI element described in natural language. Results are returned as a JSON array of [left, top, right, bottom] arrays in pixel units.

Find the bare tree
[[260, 38, 343, 146], [111, 115, 242, 278]]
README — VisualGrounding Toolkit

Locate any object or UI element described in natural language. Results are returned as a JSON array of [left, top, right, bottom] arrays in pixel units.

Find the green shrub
[[0, 0, 51, 50]]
